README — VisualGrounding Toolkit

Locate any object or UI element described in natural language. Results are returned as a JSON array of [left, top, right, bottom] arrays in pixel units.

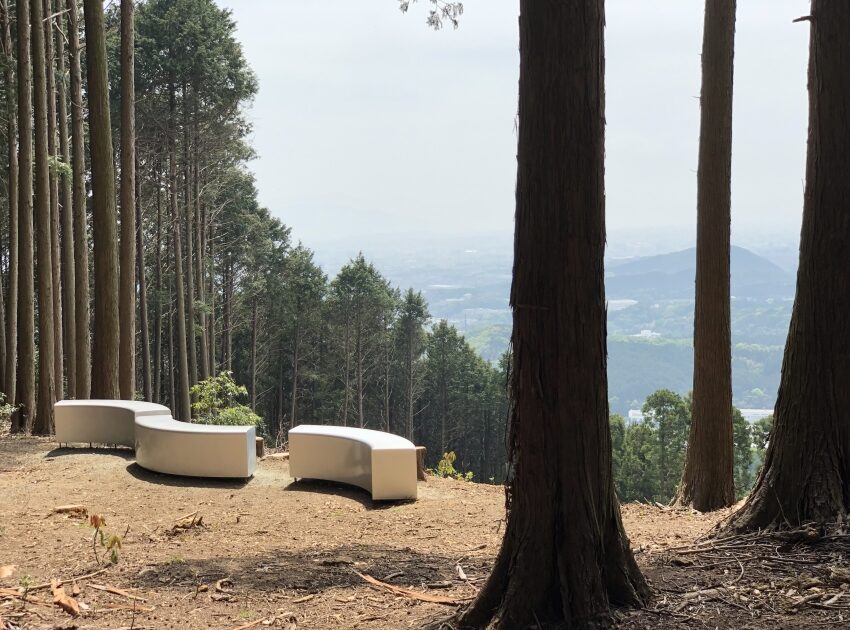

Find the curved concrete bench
[[55, 400, 171, 447], [288, 425, 417, 500], [135, 415, 256, 479], [54, 400, 256, 479]]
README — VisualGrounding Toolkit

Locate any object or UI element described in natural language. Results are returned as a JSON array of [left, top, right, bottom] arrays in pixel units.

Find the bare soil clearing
[[2, 436, 849, 629]]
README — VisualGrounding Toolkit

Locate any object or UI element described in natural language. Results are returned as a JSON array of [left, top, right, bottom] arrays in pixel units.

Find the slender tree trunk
[[168, 262, 175, 410], [2, 0, 18, 409], [250, 296, 257, 410], [182, 96, 197, 388], [289, 323, 300, 428], [84, 0, 119, 399], [57, 2, 75, 398], [356, 324, 364, 428], [136, 155, 152, 401], [118, 0, 136, 400], [726, 0, 850, 531], [675, 0, 736, 512], [169, 86, 190, 422], [16, 0, 35, 431], [153, 174, 163, 402], [68, 0, 89, 399], [193, 128, 208, 382], [44, 0, 62, 400], [31, 0, 56, 433], [222, 255, 232, 371], [407, 321, 414, 440], [342, 324, 350, 427], [458, 2, 647, 626], [207, 219, 215, 376]]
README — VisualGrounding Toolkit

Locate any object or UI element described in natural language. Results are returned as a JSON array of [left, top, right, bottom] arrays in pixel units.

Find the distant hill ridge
[[605, 246, 795, 300]]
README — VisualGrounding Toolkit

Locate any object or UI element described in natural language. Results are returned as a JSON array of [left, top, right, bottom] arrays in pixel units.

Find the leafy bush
[[432, 451, 474, 482], [190, 372, 263, 430]]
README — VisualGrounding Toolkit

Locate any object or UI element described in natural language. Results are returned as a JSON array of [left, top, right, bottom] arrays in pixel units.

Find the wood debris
[[50, 578, 80, 616], [0, 565, 14, 579], [52, 504, 88, 517], [353, 570, 471, 605], [89, 583, 147, 601]]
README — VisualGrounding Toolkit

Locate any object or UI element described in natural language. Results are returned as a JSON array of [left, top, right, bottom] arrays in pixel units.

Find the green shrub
[[190, 372, 263, 431]]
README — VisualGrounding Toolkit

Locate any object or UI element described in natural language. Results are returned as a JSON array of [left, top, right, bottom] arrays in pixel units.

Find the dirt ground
[[2, 435, 849, 629]]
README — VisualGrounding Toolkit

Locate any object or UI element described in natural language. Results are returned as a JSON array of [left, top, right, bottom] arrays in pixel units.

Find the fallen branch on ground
[[353, 570, 472, 605]]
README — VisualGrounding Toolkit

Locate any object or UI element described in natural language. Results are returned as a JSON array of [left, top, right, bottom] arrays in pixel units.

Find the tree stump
[[416, 446, 427, 481], [256, 437, 265, 459]]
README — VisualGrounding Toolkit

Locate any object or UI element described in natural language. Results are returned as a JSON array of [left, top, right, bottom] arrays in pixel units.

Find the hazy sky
[[217, 0, 810, 247]]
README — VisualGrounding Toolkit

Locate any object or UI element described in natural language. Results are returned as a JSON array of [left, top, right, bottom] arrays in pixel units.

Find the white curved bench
[[54, 400, 256, 479], [288, 425, 417, 500], [55, 400, 171, 447], [135, 415, 256, 479]]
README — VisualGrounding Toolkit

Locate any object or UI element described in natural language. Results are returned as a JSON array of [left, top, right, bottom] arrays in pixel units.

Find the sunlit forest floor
[[1, 436, 849, 629]]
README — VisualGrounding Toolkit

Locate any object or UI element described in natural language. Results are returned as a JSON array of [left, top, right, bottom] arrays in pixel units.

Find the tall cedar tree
[[726, 1, 850, 530], [31, 0, 56, 433], [119, 0, 137, 399], [44, 0, 62, 399], [16, 0, 35, 432], [68, 0, 90, 398], [676, 0, 736, 511], [85, 0, 120, 399], [458, 2, 648, 627], [2, 0, 17, 409], [58, 2, 76, 398]]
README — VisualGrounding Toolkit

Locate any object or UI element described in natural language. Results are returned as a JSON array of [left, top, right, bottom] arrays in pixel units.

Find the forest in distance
[[0, 0, 788, 486]]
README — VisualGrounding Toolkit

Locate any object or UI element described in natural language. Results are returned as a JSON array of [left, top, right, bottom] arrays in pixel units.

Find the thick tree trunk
[[16, 0, 35, 431], [118, 0, 136, 400], [675, 0, 736, 512], [458, 2, 647, 627], [2, 0, 18, 410], [84, 0, 119, 399], [68, 0, 89, 399], [57, 3, 75, 399], [44, 0, 62, 400], [726, 1, 850, 531], [31, 0, 56, 434]]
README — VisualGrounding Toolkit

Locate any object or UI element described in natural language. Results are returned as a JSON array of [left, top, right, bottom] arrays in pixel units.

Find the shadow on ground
[[284, 478, 415, 511], [125, 462, 252, 489], [131, 542, 486, 594], [46, 446, 135, 460]]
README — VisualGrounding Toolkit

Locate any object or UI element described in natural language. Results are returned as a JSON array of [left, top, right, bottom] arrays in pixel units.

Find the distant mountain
[[606, 246, 795, 300]]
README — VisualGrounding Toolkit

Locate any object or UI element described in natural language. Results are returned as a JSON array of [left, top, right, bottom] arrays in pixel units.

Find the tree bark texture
[[68, 0, 90, 399], [57, 2, 76, 399], [676, 0, 737, 512], [2, 0, 18, 410], [44, 0, 63, 400], [32, 0, 56, 433], [85, 0, 120, 399], [16, 0, 35, 431], [726, 1, 850, 530], [458, 2, 648, 627], [118, 0, 136, 400]]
